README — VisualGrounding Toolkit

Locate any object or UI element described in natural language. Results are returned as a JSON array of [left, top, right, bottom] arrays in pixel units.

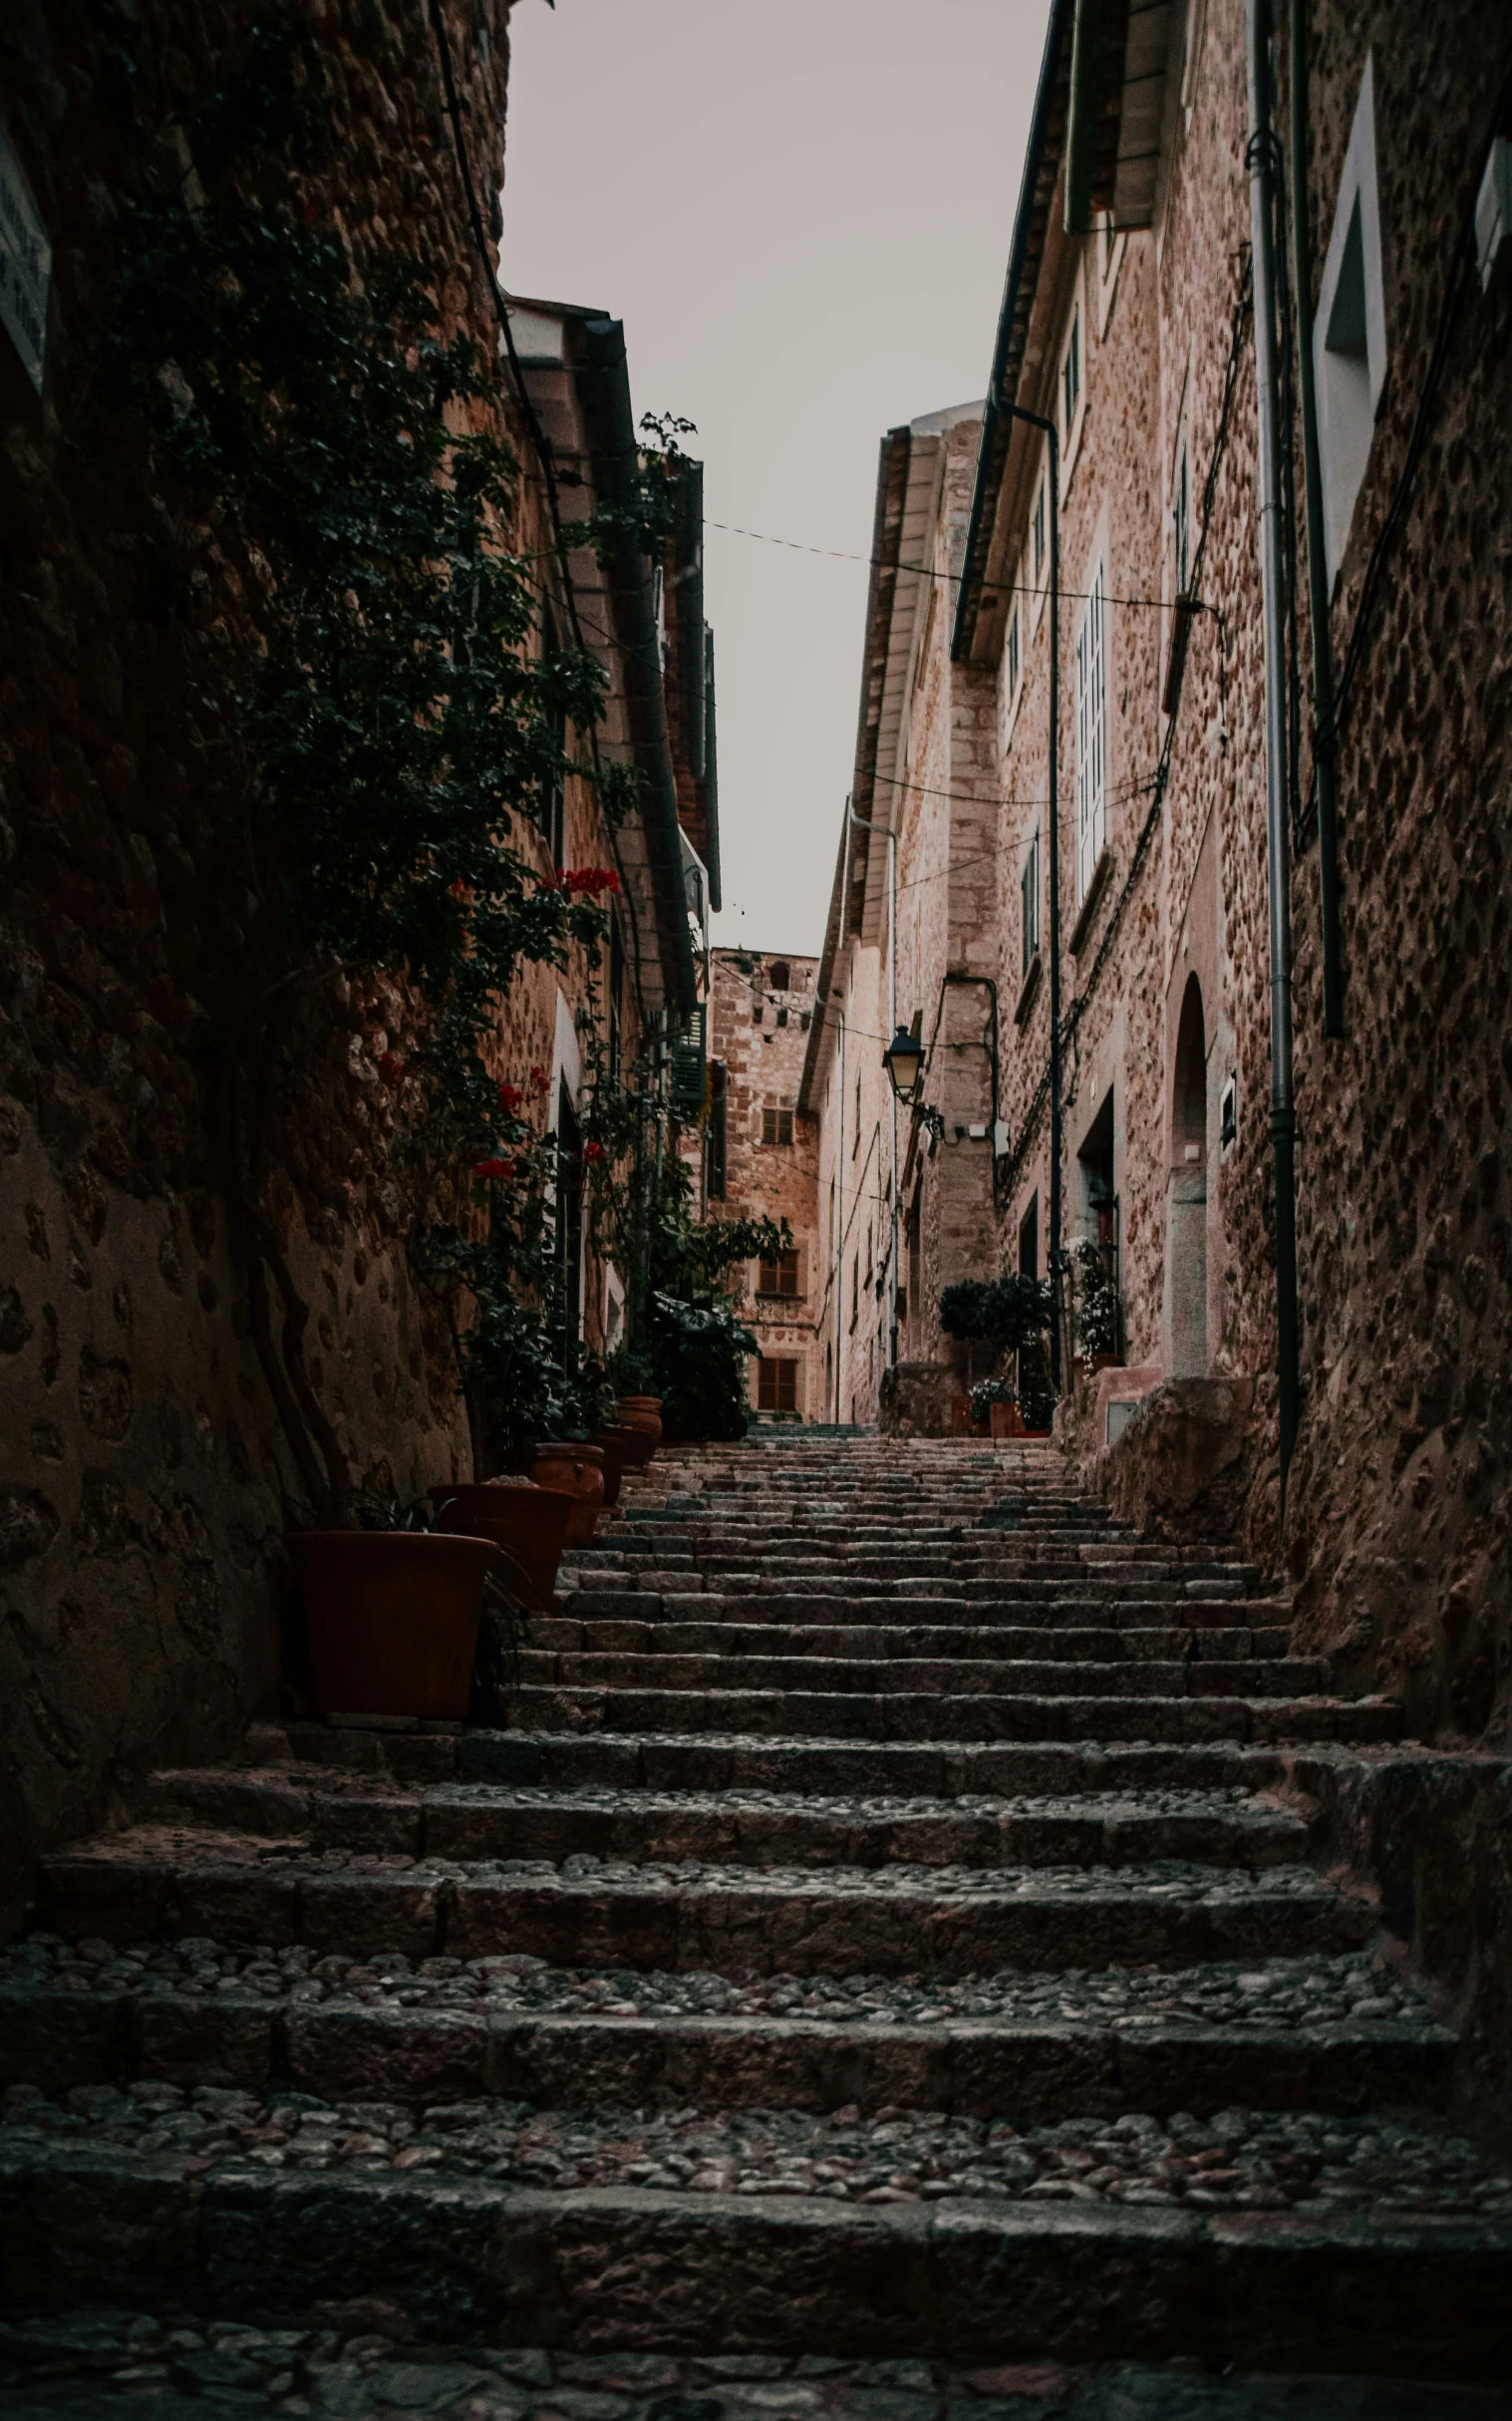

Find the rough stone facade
[[0, 0, 695, 1895], [808, 0, 1512, 1744], [698, 949, 821, 1421]]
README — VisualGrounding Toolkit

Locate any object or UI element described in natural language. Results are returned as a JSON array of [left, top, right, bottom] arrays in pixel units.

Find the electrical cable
[[706, 518, 1197, 614]]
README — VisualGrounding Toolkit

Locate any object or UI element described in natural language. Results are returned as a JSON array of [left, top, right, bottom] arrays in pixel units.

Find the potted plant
[[607, 1343, 663, 1462], [970, 1378, 1024, 1439], [293, 1494, 501, 1721], [941, 1274, 1055, 1428], [1065, 1238, 1122, 1373]]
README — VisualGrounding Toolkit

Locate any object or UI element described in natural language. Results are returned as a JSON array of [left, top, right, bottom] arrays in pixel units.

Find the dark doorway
[[1167, 974, 1208, 1375], [1019, 1191, 1040, 1279]]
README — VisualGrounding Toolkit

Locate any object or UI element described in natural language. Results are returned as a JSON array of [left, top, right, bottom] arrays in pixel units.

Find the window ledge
[[1069, 849, 1113, 957], [1014, 952, 1044, 1028]]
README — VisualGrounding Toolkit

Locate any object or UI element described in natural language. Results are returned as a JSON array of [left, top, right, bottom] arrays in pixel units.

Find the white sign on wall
[[0, 130, 51, 395]]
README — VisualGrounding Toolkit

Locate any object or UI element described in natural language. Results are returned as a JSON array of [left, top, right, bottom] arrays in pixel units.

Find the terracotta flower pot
[[616, 1395, 663, 1452], [435, 1481, 574, 1614], [591, 1431, 627, 1510], [989, 1400, 1026, 1439], [292, 1530, 500, 1722], [529, 1442, 605, 1544], [608, 1420, 655, 1471]]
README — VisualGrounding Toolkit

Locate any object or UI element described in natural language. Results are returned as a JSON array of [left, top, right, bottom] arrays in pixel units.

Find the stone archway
[[1166, 972, 1208, 1376]]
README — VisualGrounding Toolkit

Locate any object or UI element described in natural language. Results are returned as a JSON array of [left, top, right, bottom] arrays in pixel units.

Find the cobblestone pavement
[[2, 2315, 1508, 2419], [4, 1439, 1510, 2380]]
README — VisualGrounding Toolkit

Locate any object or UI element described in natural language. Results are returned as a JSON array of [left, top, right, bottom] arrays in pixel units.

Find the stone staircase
[[3, 1433, 1511, 2407]]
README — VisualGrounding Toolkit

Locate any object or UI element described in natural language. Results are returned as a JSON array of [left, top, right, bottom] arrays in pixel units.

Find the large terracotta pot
[[293, 1531, 500, 1721], [434, 1482, 574, 1614], [608, 1422, 655, 1472], [616, 1395, 663, 1453], [590, 1431, 628, 1510], [990, 1400, 1027, 1439], [529, 1442, 605, 1545]]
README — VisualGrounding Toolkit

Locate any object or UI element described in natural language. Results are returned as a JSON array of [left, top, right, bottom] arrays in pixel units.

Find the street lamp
[[882, 1027, 925, 1105]]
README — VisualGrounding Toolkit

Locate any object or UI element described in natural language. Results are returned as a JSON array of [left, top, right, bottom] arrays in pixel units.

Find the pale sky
[[501, 0, 1052, 958]]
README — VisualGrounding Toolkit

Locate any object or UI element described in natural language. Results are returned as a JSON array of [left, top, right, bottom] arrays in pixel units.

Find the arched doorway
[[1166, 974, 1208, 1376]]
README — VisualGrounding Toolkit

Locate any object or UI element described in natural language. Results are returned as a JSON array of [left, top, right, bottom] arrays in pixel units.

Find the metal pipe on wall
[[1287, 0, 1345, 1039], [1247, 0, 1303, 1494]]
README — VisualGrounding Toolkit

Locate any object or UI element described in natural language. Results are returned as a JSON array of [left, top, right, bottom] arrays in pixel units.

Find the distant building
[[695, 948, 822, 1421]]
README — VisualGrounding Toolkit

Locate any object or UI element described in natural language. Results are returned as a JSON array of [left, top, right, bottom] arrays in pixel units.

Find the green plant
[[607, 1344, 658, 1395], [102, 13, 620, 1526], [649, 1293, 758, 1442], [939, 1275, 1053, 1351], [969, 1379, 1018, 1419], [1065, 1239, 1121, 1358], [1018, 1343, 1057, 1432]]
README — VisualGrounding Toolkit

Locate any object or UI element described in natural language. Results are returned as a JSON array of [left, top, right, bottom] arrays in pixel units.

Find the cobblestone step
[[37, 1834, 1373, 1975], [7, 2315, 1509, 2421], [0, 1941, 1454, 2119], [507, 1653, 1331, 1700], [1, 2129, 1508, 2372], [139, 1770, 1312, 1871], [497, 1684, 1403, 1745]]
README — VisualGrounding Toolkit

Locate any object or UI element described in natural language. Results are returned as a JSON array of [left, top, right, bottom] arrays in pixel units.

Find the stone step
[[497, 1684, 1403, 1746], [140, 1770, 1312, 1872], [560, 1590, 1292, 1630], [535, 1620, 1297, 1661], [0, 1941, 1454, 2121], [38, 1834, 1374, 1975], [507, 1652, 1328, 1700], [453, 1730, 1292, 1798], [2, 2114, 1508, 2372]]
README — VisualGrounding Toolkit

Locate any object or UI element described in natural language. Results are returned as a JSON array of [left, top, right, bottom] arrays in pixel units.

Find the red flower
[[558, 866, 621, 898], [448, 879, 470, 899], [583, 1139, 607, 1163], [497, 1081, 525, 1113], [530, 1064, 550, 1094], [377, 1052, 405, 1085], [473, 1156, 515, 1183]]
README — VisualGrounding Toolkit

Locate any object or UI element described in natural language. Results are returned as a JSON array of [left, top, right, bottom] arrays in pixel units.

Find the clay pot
[[608, 1420, 655, 1471], [293, 1531, 500, 1721], [591, 1431, 627, 1510], [528, 1442, 605, 1544], [989, 1400, 1026, 1439], [435, 1482, 574, 1614], [616, 1395, 663, 1453]]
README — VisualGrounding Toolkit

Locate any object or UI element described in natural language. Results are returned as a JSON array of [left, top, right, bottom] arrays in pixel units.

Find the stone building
[[697, 947, 822, 1421], [808, 0, 1512, 1741], [0, 0, 709, 1882]]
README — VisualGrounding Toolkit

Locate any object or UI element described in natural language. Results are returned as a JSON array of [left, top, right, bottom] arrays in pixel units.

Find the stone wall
[[0, 0, 635, 1898]]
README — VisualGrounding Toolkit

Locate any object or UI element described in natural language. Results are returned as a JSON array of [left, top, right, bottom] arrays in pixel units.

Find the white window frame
[[1021, 823, 1041, 976], [1002, 597, 1024, 750], [1075, 556, 1107, 901], [1172, 431, 1192, 598], [1314, 53, 1387, 586], [1030, 467, 1049, 636]]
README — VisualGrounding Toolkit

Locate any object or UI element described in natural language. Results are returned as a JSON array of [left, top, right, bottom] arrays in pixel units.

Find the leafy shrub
[[650, 1294, 758, 1442], [969, 1378, 1017, 1419], [939, 1275, 1053, 1350]]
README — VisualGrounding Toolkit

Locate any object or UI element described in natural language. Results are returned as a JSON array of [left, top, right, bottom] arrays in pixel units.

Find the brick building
[[0, 1, 710, 1874], [807, 0, 1512, 1741], [696, 948, 822, 1421]]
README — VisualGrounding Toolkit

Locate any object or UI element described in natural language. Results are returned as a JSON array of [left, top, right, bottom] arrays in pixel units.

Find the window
[[850, 1252, 860, 1331], [757, 1357, 797, 1414], [761, 1105, 793, 1146], [853, 1068, 860, 1152], [1314, 55, 1387, 584], [769, 961, 790, 991], [752, 1003, 763, 1027], [1032, 477, 1047, 580], [1075, 557, 1106, 900], [1005, 601, 1021, 706], [1173, 439, 1191, 598], [1060, 303, 1081, 442], [775, 1007, 788, 1028], [758, 1249, 800, 1297], [907, 1183, 923, 1323], [1021, 825, 1041, 975], [1019, 1192, 1040, 1280]]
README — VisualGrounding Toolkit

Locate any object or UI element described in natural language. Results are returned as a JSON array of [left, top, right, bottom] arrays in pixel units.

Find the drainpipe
[[1000, 403, 1063, 1388], [1247, 0, 1303, 1497], [849, 803, 900, 1371], [1288, 0, 1345, 1039]]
